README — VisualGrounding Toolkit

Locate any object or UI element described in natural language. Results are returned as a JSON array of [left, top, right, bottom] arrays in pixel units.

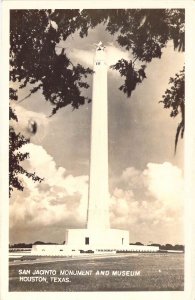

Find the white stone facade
[[65, 228, 129, 249], [31, 243, 159, 256]]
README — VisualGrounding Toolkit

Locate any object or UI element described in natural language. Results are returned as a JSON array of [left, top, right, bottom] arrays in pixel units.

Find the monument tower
[[65, 42, 129, 250], [87, 41, 110, 230]]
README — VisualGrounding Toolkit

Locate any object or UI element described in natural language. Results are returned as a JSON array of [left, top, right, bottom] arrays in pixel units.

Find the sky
[[9, 20, 184, 245]]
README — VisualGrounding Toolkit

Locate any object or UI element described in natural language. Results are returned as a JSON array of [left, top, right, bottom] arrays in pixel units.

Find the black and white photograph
[[2, 3, 189, 296]]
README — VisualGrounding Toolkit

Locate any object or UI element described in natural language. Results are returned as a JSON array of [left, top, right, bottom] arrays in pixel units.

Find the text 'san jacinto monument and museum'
[[32, 43, 159, 255]]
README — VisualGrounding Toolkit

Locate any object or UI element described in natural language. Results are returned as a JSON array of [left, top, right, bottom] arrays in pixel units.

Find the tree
[[106, 9, 184, 151], [9, 9, 93, 195], [10, 9, 184, 112], [10, 9, 93, 115], [160, 67, 184, 152], [9, 9, 185, 194]]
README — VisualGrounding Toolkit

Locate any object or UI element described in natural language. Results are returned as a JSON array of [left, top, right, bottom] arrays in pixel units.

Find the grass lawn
[[9, 253, 184, 291]]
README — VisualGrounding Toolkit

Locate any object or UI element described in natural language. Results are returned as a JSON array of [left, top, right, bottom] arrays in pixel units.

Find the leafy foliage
[[107, 9, 184, 97], [167, 9, 185, 52], [111, 60, 146, 97], [10, 10, 93, 115], [110, 10, 169, 62], [160, 67, 185, 152], [9, 126, 43, 196]]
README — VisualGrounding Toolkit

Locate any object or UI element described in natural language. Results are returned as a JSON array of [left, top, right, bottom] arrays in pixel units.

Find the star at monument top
[[95, 41, 105, 51]]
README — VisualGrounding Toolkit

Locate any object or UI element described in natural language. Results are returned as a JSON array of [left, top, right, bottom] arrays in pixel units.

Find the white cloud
[[69, 44, 131, 72], [110, 162, 184, 244], [10, 144, 184, 245], [143, 162, 183, 209], [10, 143, 89, 231], [106, 45, 131, 67]]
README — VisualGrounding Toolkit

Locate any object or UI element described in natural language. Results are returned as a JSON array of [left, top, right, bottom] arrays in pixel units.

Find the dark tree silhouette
[[9, 9, 185, 194], [160, 67, 184, 152], [10, 9, 184, 112], [10, 9, 93, 115], [111, 60, 146, 97]]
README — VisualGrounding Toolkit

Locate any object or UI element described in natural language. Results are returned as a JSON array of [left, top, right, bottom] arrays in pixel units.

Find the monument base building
[[31, 228, 159, 256]]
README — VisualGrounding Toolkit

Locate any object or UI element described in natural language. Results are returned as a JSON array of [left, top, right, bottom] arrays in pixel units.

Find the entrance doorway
[[85, 237, 89, 245]]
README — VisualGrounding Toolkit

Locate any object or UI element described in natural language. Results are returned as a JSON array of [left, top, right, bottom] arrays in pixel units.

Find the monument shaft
[[64, 43, 129, 249], [87, 44, 110, 230]]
